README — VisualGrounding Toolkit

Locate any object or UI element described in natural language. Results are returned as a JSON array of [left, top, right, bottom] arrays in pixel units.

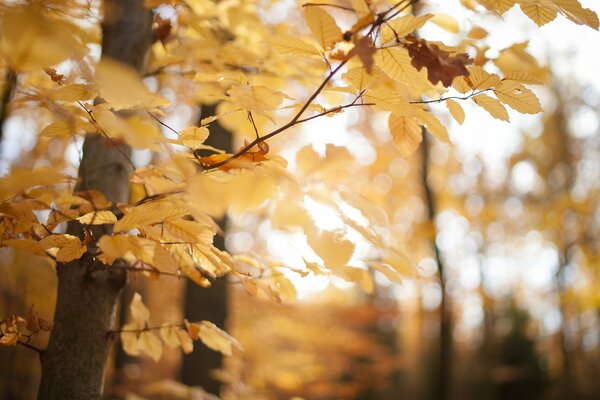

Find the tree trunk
[[420, 132, 452, 400], [38, 1, 152, 399], [0, 68, 16, 145], [181, 103, 232, 394]]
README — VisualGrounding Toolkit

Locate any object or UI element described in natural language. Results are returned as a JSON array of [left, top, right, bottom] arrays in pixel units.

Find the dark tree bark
[[38, 2, 152, 399], [420, 132, 452, 400], [0, 68, 16, 145], [180, 103, 232, 395]]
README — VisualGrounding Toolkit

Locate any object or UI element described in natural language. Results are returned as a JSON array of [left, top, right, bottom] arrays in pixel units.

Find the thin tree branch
[[203, 60, 348, 170], [76, 101, 136, 170]]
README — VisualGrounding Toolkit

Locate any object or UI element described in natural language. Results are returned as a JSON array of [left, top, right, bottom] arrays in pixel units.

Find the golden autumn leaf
[[226, 84, 287, 115], [187, 321, 242, 356], [445, 99, 465, 125], [519, 2, 558, 26], [160, 326, 194, 353], [129, 292, 150, 325], [375, 48, 422, 84], [0, 6, 83, 71], [493, 81, 542, 114], [414, 109, 450, 143], [473, 93, 510, 121], [307, 230, 355, 269], [77, 210, 118, 225], [1, 239, 46, 256], [465, 66, 502, 90], [380, 14, 433, 44], [269, 34, 321, 57], [138, 331, 163, 361], [56, 240, 86, 262], [114, 201, 188, 232], [96, 58, 169, 110], [388, 114, 423, 157], [0, 167, 65, 202], [430, 13, 460, 33], [178, 126, 210, 149], [304, 7, 342, 50], [50, 83, 98, 102]]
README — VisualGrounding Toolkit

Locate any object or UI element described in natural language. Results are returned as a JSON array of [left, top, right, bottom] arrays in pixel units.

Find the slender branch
[[248, 111, 260, 140], [302, 2, 355, 11], [17, 340, 43, 354], [409, 88, 492, 105], [108, 323, 183, 334], [76, 101, 136, 170], [0, 333, 43, 354], [147, 111, 179, 136], [294, 101, 374, 125], [203, 60, 348, 170]]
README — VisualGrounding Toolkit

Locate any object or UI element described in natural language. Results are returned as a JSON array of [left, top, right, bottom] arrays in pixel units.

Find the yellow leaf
[[480, 0, 517, 14], [473, 93, 509, 121], [196, 321, 241, 356], [452, 76, 471, 93], [226, 84, 286, 115], [446, 99, 465, 125], [138, 331, 163, 361], [380, 14, 433, 44], [51, 84, 98, 102], [269, 34, 321, 56], [554, 0, 598, 29], [368, 262, 403, 283], [388, 114, 422, 157], [467, 27, 488, 39], [96, 58, 169, 110], [39, 121, 76, 138], [363, 88, 412, 117], [120, 324, 142, 357], [304, 7, 342, 50], [336, 266, 374, 294], [39, 234, 77, 249], [493, 81, 542, 114], [430, 13, 460, 33], [375, 48, 422, 84], [0, 167, 64, 202], [114, 201, 188, 232], [181, 263, 211, 287], [2, 239, 45, 256], [503, 71, 545, 85], [270, 274, 297, 303], [77, 210, 117, 225], [160, 326, 193, 353], [271, 200, 315, 231], [519, 2, 557, 26], [307, 230, 355, 269], [163, 219, 215, 245], [97, 234, 178, 272], [0, 7, 81, 71], [414, 109, 450, 143], [179, 126, 209, 148], [342, 67, 381, 91], [130, 292, 150, 325], [466, 66, 502, 90], [56, 240, 86, 262]]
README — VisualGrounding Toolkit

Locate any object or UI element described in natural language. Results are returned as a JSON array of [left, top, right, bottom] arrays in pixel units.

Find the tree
[[0, 0, 597, 398]]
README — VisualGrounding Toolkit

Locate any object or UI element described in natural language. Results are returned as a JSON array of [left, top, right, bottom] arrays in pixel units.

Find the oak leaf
[[404, 35, 472, 87]]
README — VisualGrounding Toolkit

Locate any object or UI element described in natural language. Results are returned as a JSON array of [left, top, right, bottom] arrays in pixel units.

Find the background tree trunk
[[180, 103, 232, 395], [38, 1, 152, 399], [420, 132, 452, 400]]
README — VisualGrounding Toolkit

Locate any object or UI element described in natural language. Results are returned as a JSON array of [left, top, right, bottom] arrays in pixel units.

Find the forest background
[[0, 0, 599, 399]]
